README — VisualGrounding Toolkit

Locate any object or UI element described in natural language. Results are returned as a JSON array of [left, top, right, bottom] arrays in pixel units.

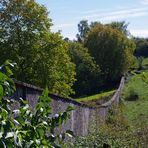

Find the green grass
[[76, 90, 115, 102], [121, 71, 148, 126], [122, 73, 148, 99], [143, 57, 148, 66], [125, 100, 148, 126]]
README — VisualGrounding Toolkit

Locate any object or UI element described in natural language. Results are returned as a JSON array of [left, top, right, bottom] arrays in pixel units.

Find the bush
[[0, 61, 74, 147], [126, 89, 139, 101]]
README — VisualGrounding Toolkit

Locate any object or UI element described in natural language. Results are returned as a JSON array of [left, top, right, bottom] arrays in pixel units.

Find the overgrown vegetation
[[68, 105, 139, 147], [0, 61, 74, 147]]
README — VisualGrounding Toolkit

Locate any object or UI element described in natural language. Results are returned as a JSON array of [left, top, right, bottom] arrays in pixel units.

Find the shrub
[[0, 61, 74, 147], [126, 88, 139, 101]]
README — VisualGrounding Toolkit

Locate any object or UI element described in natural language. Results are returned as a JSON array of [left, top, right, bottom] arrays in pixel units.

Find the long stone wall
[[13, 77, 125, 136]]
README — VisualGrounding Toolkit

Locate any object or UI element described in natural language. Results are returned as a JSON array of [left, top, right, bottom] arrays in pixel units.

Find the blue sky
[[36, 0, 148, 39]]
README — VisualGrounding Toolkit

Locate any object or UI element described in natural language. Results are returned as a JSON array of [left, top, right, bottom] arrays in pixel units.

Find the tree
[[107, 21, 130, 36], [68, 42, 101, 97], [90, 21, 100, 29], [0, 0, 76, 97], [32, 32, 76, 97], [76, 20, 101, 42], [76, 20, 89, 42], [134, 37, 148, 57], [85, 24, 135, 82]]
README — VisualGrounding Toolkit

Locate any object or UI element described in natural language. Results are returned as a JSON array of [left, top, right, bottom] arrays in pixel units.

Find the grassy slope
[[76, 90, 115, 102], [125, 100, 148, 126], [143, 57, 148, 66], [121, 70, 148, 126]]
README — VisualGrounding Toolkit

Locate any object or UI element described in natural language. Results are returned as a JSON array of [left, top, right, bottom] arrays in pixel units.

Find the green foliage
[[134, 37, 148, 57], [85, 23, 136, 82], [73, 127, 136, 148], [137, 56, 144, 70], [71, 107, 137, 148], [142, 71, 148, 84], [76, 20, 90, 42], [31, 32, 76, 97], [68, 42, 100, 97], [0, 62, 74, 147], [0, 60, 16, 97], [107, 21, 130, 36], [0, 0, 76, 97], [143, 57, 148, 66], [76, 20, 130, 42]]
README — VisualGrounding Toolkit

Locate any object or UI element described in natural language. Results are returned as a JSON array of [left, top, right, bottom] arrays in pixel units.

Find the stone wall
[[13, 77, 125, 136]]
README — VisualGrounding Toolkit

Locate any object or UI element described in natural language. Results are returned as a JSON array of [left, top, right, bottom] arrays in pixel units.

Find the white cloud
[[50, 4, 148, 39], [141, 0, 148, 5], [130, 29, 148, 38], [76, 7, 148, 21], [101, 11, 148, 21]]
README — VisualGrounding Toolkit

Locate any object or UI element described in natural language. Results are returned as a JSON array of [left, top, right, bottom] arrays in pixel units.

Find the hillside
[[121, 69, 148, 146]]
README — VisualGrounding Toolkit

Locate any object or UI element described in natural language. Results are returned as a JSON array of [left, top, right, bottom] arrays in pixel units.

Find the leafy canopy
[[68, 42, 100, 97], [0, 0, 76, 97], [85, 24, 136, 82]]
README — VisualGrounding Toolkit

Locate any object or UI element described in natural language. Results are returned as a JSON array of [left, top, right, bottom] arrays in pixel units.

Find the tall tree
[[0, 0, 76, 97], [76, 20, 89, 42], [0, 0, 52, 79], [85, 24, 136, 82], [68, 42, 101, 97]]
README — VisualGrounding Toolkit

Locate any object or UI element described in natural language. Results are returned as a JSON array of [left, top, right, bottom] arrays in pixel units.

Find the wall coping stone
[[14, 80, 96, 109]]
